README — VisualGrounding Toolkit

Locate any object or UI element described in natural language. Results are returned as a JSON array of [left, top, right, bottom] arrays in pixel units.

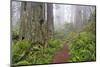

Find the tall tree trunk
[[19, 2, 26, 40], [19, 2, 54, 47], [25, 2, 32, 41], [74, 6, 82, 30], [47, 3, 54, 39], [19, 2, 32, 41]]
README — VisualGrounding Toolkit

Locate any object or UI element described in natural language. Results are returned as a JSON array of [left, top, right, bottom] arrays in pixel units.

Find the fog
[[53, 4, 94, 30], [12, 2, 95, 31]]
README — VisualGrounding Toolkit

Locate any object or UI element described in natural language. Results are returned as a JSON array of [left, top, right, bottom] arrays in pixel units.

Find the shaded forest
[[11, 1, 96, 66]]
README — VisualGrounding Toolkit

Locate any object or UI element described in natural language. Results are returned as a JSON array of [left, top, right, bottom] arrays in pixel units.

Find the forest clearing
[[11, 1, 96, 66]]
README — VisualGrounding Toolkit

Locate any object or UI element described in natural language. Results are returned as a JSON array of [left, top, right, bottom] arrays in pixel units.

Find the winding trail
[[52, 42, 69, 63]]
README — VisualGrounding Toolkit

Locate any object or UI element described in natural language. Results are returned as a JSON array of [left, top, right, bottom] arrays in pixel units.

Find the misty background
[[12, 2, 95, 30]]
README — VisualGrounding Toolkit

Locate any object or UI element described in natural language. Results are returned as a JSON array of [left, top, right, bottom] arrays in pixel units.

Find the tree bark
[[47, 3, 54, 39], [19, 2, 54, 47]]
